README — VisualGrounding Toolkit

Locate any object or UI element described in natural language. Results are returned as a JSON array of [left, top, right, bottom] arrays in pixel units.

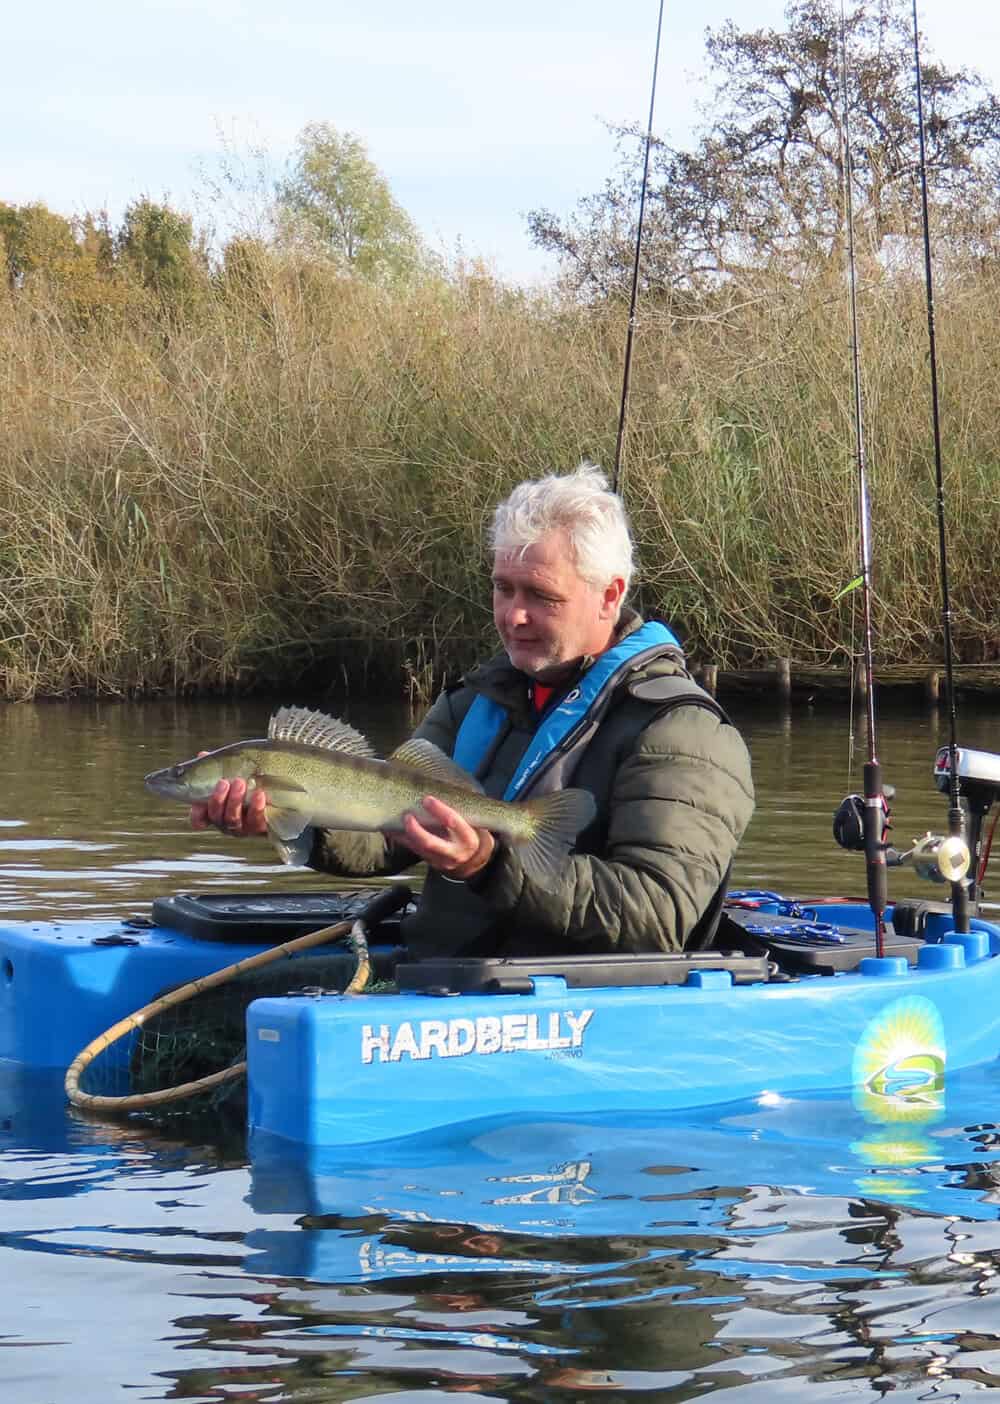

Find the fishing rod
[[837, 1, 890, 958], [612, 0, 665, 497], [835, 3, 974, 923], [910, 0, 970, 933]]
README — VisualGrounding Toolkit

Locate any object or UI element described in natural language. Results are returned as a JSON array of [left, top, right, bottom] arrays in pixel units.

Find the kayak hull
[[246, 902, 1000, 1147]]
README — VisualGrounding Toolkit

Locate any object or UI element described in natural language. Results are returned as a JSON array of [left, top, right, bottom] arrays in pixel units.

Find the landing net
[[65, 890, 406, 1126]]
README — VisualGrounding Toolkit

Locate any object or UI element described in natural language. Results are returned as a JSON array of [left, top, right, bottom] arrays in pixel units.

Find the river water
[[2, 695, 1000, 1401]]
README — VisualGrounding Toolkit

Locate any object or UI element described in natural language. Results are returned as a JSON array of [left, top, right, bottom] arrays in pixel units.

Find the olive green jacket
[[308, 613, 755, 959]]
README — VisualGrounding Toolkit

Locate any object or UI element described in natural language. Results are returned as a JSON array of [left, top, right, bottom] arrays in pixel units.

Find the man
[[192, 465, 754, 957]]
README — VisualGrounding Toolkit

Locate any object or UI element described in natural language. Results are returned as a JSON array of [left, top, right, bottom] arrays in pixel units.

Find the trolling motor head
[[934, 746, 1000, 811], [932, 745, 1000, 907]]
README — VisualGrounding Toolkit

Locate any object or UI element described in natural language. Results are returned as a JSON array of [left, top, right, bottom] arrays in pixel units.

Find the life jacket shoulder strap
[[627, 673, 733, 727]]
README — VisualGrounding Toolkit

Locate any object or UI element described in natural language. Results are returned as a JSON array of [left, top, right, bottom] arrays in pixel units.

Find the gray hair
[[489, 463, 634, 598]]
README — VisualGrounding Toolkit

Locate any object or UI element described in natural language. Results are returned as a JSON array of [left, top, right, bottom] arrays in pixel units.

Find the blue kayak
[[2, 886, 998, 1150], [245, 897, 1000, 1147]]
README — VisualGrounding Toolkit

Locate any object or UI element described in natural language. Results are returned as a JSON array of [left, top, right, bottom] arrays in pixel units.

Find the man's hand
[[190, 770, 269, 838], [398, 795, 495, 880]]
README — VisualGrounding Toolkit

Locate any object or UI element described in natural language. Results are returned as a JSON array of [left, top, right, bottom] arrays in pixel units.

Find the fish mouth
[[144, 767, 185, 798]]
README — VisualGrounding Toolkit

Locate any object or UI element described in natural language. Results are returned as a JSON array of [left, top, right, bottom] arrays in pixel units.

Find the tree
[[0, 202, 78, 286], [116, 198, 205, 305], [77, 212, 115, 273], [528, 0, 1000, 295], [275, 121, 425, 280]]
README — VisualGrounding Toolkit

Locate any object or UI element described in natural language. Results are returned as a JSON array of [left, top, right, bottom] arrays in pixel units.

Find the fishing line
[[612, 0, 665, 497], [838, 1, 889, 957], [910, 0, 969, 931]]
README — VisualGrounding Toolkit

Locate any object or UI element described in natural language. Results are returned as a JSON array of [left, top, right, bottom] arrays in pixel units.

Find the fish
[[144, 705, 597, 882]]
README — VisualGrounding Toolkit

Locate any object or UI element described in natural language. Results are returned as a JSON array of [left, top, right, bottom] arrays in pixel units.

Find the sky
[[5, 0, 1000, 284]]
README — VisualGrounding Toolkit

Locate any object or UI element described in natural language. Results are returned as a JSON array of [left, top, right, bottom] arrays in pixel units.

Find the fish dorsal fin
[[389, 739, 484, 793], [268, 706, 376, 757]]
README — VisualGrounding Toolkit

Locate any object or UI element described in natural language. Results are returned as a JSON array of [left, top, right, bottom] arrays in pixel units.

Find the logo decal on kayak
[[361, 1009, 594, 1064], [853, 995, 945, 1120]]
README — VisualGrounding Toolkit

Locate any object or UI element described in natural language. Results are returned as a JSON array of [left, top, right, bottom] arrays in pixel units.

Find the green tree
[[0, 203, 132, 323], [529, 0, 1000, 295], [77, 211, 115, 273], [276, 121, 425, 280], [217, 234, 275, 324], [0, 202, 78, 286], [116, 198, 205, 304]]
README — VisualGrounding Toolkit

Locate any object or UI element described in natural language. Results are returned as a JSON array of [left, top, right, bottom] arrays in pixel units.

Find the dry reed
[[1, 247, 998, 701]]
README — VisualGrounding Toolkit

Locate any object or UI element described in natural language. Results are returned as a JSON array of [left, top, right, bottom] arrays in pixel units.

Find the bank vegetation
[[3, 231, 1000, 702]]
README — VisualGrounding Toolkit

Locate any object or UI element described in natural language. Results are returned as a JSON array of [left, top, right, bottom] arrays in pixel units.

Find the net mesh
[[71, 925, 401, 1130]]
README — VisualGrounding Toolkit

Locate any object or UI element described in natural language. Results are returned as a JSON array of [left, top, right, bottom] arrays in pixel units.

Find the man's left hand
[[397, 795, 496, 880]]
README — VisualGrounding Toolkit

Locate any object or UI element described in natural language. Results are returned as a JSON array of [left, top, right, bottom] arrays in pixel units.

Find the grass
[[2, 246, 999, 701]]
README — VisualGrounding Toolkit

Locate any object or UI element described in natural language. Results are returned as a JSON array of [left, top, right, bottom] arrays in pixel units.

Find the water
[[2, 695, 1000, 1401]]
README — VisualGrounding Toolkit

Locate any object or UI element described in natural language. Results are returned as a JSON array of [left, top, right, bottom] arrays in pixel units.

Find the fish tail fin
[[517, 787, 596, 882]]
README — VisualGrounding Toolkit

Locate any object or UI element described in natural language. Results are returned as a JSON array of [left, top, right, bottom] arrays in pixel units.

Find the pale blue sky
[[5, 1, 998, 282]]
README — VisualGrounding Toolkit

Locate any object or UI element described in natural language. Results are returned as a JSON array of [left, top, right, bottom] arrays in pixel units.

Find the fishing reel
[[832, 787, 894, 854], [833, 791, 971, 884], [905, 832, 971, 884]]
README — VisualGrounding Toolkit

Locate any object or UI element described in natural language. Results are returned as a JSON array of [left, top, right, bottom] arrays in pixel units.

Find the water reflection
[[5, 1060, 1000, 1400]]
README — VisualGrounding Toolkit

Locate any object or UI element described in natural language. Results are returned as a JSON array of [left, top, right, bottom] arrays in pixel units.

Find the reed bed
[[1, 249, 999, 700]]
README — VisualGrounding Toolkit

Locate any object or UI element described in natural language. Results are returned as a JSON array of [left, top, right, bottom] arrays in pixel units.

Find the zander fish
[[144, 705, 596, 881]]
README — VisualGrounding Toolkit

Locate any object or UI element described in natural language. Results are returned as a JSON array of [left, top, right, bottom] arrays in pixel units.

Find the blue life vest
[[453, 620, 681, 800]]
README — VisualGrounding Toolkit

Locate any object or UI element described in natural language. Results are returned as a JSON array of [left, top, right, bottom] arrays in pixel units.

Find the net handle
[[65, 914, 361, 1113]]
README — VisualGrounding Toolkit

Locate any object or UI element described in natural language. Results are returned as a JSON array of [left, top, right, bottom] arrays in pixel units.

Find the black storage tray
[[152, 889, 402, 943], [889, 898, 953, 938], [396, 951, 771, 994], [721, 906, 922, 973]]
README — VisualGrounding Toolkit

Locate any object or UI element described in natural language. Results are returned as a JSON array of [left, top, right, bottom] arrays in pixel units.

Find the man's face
[[492, 529, 624, 680]]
